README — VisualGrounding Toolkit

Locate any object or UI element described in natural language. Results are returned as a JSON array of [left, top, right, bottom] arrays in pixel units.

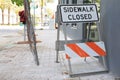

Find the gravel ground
[[0, 28, 116, 80]]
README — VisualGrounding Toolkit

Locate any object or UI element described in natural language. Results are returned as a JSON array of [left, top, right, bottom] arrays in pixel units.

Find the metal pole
[[56, 23, 60, 63], [87, 23, 92, 41], [24, 24, 26, 41], [33, 0, 36, 27], [41, 0, 43, 26], [84, 23, 92, 61]]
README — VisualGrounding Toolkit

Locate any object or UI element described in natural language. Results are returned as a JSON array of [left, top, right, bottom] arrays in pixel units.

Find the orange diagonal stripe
[[66, 54, 70, 59], [66, 44, 89, 57], [86, 42, 106, 56]]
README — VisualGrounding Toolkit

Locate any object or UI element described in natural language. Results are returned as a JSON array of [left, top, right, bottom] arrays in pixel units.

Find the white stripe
[[94, 41, 106, 51], [77, 43, 99, 56], [64, 45, 79, 58]]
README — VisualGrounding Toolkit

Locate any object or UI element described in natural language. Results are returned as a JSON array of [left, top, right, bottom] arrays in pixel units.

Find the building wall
[[100, 0, 120, 76]]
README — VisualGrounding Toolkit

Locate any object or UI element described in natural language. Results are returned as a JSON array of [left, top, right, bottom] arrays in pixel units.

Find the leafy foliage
[[83, 0, 91, 3], [83, 0, 100, 4], [0, 0, 12, 9], [11, 0, 23, 6], [96, 0, 100, 3], [47, 0, 54, 3]]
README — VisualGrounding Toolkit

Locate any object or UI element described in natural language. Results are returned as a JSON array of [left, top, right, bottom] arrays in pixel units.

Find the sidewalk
[[0, 29, 68, 80], [0, 25, 49, 30], [0, 29, 115, 80]]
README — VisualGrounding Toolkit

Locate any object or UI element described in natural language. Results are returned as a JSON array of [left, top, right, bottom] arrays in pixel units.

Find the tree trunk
[[2, 9, 4, 25], [23, 0, 39, 65], [41, 7, 43, 26], [16, 15, 18, 24], [8, 7, 10, 25]]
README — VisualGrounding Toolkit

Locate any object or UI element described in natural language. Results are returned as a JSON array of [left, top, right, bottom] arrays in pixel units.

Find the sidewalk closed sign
[[60, 4, 99, 23]]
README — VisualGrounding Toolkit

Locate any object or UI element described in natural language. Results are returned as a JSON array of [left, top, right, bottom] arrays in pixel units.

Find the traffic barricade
[[64, 41, 107, 77]]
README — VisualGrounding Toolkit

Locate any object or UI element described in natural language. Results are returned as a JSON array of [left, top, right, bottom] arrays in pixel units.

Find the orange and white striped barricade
[[64, 41, 107, 77], [64, 41, 106, 59]]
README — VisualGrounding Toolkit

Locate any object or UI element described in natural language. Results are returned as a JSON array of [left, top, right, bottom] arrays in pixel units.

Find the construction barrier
[[64, 41, 106, 59]]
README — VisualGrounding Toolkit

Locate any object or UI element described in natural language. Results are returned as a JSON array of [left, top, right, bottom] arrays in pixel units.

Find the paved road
[[0, 28, 115, 80]]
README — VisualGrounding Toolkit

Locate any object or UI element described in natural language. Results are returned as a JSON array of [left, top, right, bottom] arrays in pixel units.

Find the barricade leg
[[66, 54, 72, 75], [56, 23, 60, 63], [64, 41, 108, 77]]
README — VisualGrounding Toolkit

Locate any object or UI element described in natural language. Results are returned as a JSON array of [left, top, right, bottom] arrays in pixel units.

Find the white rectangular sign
[[60, 4, 99, 23]]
